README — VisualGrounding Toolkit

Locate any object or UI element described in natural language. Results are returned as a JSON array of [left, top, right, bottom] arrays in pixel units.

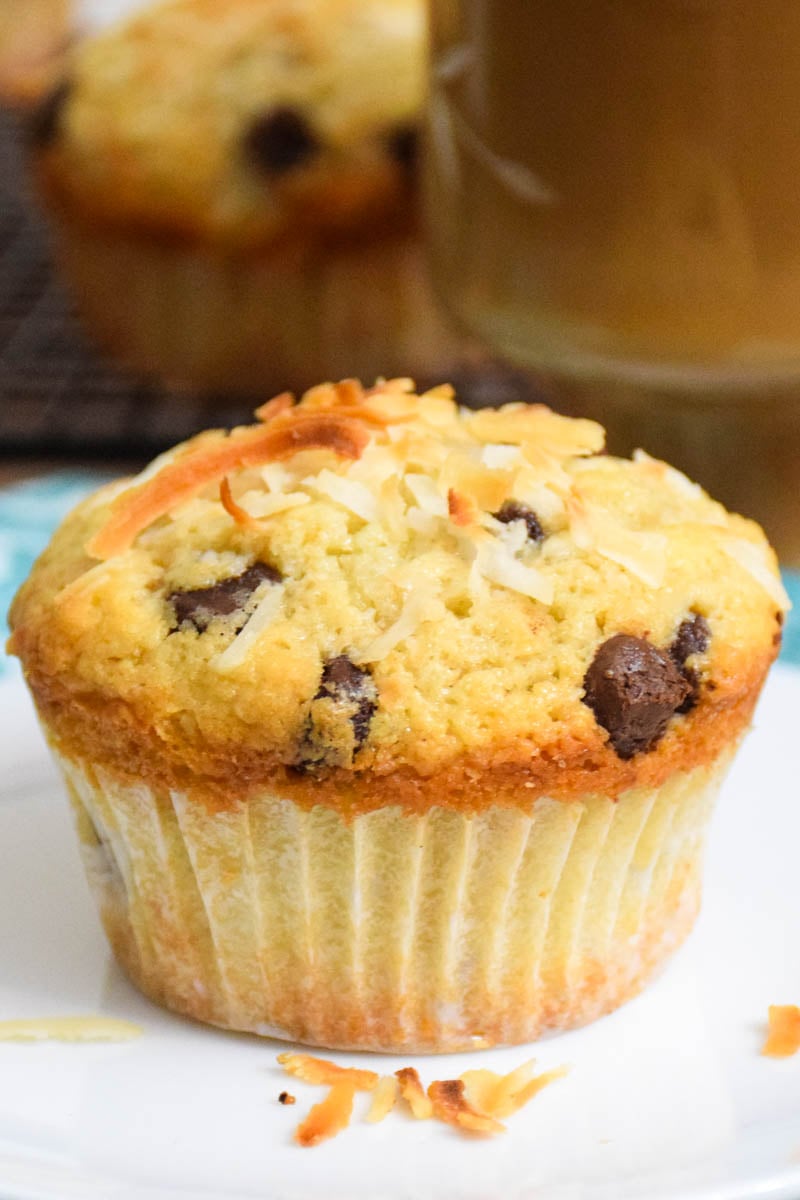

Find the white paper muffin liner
[[55, 750, 729, 1052]]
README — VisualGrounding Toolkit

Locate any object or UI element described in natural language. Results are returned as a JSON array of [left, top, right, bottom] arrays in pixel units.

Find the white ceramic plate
[[1, 666, 800, 1200]]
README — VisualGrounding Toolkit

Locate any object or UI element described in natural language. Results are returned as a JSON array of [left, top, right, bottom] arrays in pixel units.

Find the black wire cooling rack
[[0, 106, 280, 459], [0, 105, 542, 460]]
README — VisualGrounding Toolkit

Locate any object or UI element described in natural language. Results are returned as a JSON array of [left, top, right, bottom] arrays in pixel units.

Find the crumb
[[428, 1078, 505, 1135], [294, 1081, 356, 1147], [278, 1091, 296, 1105], [762, 1005, 800, 1057], [395, 1066, 433, 1118]]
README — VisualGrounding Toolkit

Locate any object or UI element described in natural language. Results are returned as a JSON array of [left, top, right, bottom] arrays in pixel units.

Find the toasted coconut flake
[[302, 379, 418, 427], [448, 487, 480, 527], [301, 380, 360, 410], [458, 1068, 499, 1116], [366, 1075, 399, 1124], [294, 1081, 357, 1147], [428, 1079, 505, 1135], [420, 383, 455, 400], [395, 1067, 434, 1119], [595, 525, 667, 589], [356, 587, 447, 664], [350, 395, 420, 426], [261, 462, 292, 493], [254, 392, 295, 422], [481, 443, 523, 470], [633, 449, 705, 500], [87, 412, 370, 559], [567, 492, 667, 588], [365, 377, 416, 396], [475, 538, 554, 605], [467, 405, 604, 458], [484, 513, 529, 555], [277, 1053, 379, 1091], [310, 468, 380, 523], [722, 538, 791, 610], [404, 473, 448, 516], [762, 1006, 800, 1057], [235, 491, 310, 519], [406, 507, 441, 536], [346, 444, 403, 486], [0, 1017, 142, 1042], [444, 455, 515, 514], [210, 584, 284, 674], [419, 391, 458, 427], [461, 1061, 568, 1118], [220, 477, 261, 530]]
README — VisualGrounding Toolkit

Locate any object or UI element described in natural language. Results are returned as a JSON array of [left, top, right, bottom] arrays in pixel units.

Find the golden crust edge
[[19, 638, 774, 816]]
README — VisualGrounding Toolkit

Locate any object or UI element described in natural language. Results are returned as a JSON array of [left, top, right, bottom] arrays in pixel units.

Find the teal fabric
[[0, 473, 110, 679], [0, 473, 798, 677]]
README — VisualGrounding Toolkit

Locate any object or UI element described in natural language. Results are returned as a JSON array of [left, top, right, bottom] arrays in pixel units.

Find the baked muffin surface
[[9, 380, 785, 810], [33, 0, 424, 249]]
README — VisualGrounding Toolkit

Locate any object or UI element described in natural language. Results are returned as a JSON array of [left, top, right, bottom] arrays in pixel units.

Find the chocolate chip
[[670, 613, 711, 713], [169, 562, 281, 632], [244, 106, 320, 174], [670, 614, 710, 666], [315, 655, 377, 750], [28, 79, 73, 147], [583, 634, 691, 759], [296, 655, 378, 772], [492, 500, 545, 543], [386, 124, 418, 171]]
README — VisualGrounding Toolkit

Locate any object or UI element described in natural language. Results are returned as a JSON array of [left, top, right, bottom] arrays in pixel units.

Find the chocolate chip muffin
[[0, 0, 70, 105], [28, 0, 458, 395], [8, 380, 787, 1051]]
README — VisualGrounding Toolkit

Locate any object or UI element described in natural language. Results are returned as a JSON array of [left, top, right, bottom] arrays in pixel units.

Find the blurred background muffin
[[0, 0, 71, 106], [26, 0, 472, 397]]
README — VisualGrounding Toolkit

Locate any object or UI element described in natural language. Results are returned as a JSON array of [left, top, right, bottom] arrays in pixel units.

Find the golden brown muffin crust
[[9, 379, 786, 815], [32, 0, 424, 251]]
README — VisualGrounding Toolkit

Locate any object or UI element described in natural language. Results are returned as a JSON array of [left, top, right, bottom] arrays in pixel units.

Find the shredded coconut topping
[[0, 1017, 142, 1042], [568, 492, 667, 588], [211, 583, 285, 673], [309, 468, 381, 523], [356, 585, 447, 664], [722, 538, 791, 610], [81, 379, 784, 672], [474, 537, 554, 605]]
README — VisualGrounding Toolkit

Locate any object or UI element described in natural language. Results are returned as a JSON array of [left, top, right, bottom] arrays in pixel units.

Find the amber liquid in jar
[[425, 0, 800, 560]]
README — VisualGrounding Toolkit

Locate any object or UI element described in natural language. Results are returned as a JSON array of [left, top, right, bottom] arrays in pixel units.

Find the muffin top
[[31, 0, 423, 250], [0, 0, 71, 104], [9, 380, 787, 813]]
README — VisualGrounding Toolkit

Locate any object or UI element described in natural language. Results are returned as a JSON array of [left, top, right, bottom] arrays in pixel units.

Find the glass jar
[[425, 0, 800, 563]]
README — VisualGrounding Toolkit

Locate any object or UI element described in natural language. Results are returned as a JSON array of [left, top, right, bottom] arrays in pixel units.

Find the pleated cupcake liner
[[56, 750, 729, 1052], [50, 217, 461, 397]]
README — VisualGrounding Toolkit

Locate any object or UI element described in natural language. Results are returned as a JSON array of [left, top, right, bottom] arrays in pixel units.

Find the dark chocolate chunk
[[315, 655, 377, 750], [244, 106, 320, 174], [169, 562, 281, 632], [28, 78, 73, 147], [670, 614, 710, 667], [670, 613, 711, 713], [583, 634, 691, 759], [296, 655, 378, 773], [492, 499, 545, 543], [386, 124, 418, 171]]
